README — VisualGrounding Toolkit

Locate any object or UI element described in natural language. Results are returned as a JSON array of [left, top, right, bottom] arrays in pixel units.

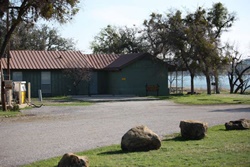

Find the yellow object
[[21, 91, 26, 104]]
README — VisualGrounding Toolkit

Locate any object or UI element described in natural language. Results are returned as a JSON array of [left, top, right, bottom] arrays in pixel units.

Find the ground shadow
[[163, 136, 187, 142], [210, 107, 250, 113], [163, 134, 210, 142], [98, 149, 153, 155], [98, 150, 128, 155]]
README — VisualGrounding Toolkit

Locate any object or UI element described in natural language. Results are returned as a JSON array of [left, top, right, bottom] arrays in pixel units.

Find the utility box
[[13, 81, 26, 104]]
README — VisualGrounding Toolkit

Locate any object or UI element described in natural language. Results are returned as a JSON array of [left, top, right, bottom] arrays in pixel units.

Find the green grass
[[23, 125, 250, 167], [159, 93, 250, 105]]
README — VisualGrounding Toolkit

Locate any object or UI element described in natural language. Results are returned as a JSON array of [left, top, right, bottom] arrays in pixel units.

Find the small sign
[[4, 80, 13, 89], [122, 77, 126, 81]]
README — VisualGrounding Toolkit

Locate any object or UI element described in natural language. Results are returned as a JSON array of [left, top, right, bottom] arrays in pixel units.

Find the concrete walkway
[[71, 95, 159, 102]]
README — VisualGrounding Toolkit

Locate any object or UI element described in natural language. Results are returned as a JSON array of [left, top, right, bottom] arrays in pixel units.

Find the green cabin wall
[[8, 70, 88, 97], [97, 71, 109, 94], [5, 56, 169, 97], [104, 57, 168, 96]]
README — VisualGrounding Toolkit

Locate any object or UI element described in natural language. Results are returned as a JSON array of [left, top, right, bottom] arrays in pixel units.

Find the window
[[41, 71, 51, 94], [12, 72, 23, 81]]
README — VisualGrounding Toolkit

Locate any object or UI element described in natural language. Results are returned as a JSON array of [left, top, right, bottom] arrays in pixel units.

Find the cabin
[[1, 51, 169, 97]]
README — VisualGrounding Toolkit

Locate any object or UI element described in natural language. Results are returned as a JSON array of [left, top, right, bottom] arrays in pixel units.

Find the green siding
[[50, 70, 89, 96], [97, 71, 109, 94], [107, 57, 168, 96], [10, 70, 89, 97], [6, 56, 169, 97]]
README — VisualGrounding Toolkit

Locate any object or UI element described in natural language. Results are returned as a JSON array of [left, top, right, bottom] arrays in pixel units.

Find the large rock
[[121, 125, 161, 152], [225, 119, 250, 130], [58, 153, 89, 167], [179, 120, 208, 140]]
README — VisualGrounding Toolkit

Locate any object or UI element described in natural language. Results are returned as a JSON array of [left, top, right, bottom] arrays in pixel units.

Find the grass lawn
[[159, 93, 250, 105], [23, 125, 250, 167]]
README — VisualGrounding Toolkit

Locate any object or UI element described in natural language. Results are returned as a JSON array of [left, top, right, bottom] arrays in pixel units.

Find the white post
[[38, 89, 42, 102], [28, 82, 31, 104]]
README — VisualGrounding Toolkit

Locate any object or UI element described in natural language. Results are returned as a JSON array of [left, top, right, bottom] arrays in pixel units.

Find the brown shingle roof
[[1, 51, 152, 70]]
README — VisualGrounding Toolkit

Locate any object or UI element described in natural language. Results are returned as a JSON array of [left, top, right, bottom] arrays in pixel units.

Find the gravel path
[[0, 100, 250, 167]]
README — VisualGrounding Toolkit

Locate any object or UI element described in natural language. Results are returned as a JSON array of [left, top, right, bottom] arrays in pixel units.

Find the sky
[[51, 0, 250, 58]]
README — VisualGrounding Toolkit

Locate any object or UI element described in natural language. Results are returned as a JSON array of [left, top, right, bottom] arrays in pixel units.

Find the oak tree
[[91, 25, 146, 54], [0, 0, 80, 58]]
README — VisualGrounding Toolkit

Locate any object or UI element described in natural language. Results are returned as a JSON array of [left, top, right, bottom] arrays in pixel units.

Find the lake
[[170, 74, 230, 91]]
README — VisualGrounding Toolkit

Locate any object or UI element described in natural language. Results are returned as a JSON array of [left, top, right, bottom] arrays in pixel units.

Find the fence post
[[28, 82, 31, 104], [38, 89, 42, 102]]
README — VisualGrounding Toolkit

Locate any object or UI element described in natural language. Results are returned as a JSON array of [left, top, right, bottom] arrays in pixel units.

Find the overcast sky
[[52, 0, 250, 58]]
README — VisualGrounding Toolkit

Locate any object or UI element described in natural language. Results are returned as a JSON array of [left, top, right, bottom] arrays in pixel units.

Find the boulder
[[225, 119, 250, 130], [179, 120, 208, 140], [121, 125, 161, 152], [58, 153, 89, 167]]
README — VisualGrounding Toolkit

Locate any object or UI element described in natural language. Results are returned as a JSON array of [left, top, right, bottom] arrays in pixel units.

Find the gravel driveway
[[0, 100, 250, 167]]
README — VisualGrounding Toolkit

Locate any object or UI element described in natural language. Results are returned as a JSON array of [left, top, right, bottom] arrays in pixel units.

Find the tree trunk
[[228, 73, 234, 93], [214, 74, 220, 94], [190, 73, 195, 94], [205, 74, 211, 95], [1, 80, 7, 111]]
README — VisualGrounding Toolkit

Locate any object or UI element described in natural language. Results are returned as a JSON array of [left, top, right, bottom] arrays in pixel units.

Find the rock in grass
[[179, 120, 208, 140], [225, 119, 250, 130], [57, 153, 89, 167], [121, 125, 161, 152]]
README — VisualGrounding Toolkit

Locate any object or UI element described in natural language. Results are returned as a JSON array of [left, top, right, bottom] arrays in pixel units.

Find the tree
[[142, 12, 170, 58], [0, 22, 77, 51], [44, 25, 76, 51], [207, 3, 236, 93], [225, 43, 250, 94], [0, 0, 79, 58], [166, 10, 199, 94], [91, 25, 146, 54], [0, 0, 80, 110], [181, 3, 235, 94], [142, 3, 235, 95], [63, 61, 92, 95]]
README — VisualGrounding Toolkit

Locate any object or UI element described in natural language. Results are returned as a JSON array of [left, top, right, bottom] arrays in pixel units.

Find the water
[[183, 75, 230, 89], [171, 74, 230, 90]]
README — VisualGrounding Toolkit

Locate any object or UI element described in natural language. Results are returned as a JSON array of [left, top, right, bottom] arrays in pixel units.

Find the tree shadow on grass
[[98, 150, 129, 155], [162, 133, 187, 142], [162, 133, 210, 142], [163, 136, 186, 142], [98, 149, 152, 155]]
